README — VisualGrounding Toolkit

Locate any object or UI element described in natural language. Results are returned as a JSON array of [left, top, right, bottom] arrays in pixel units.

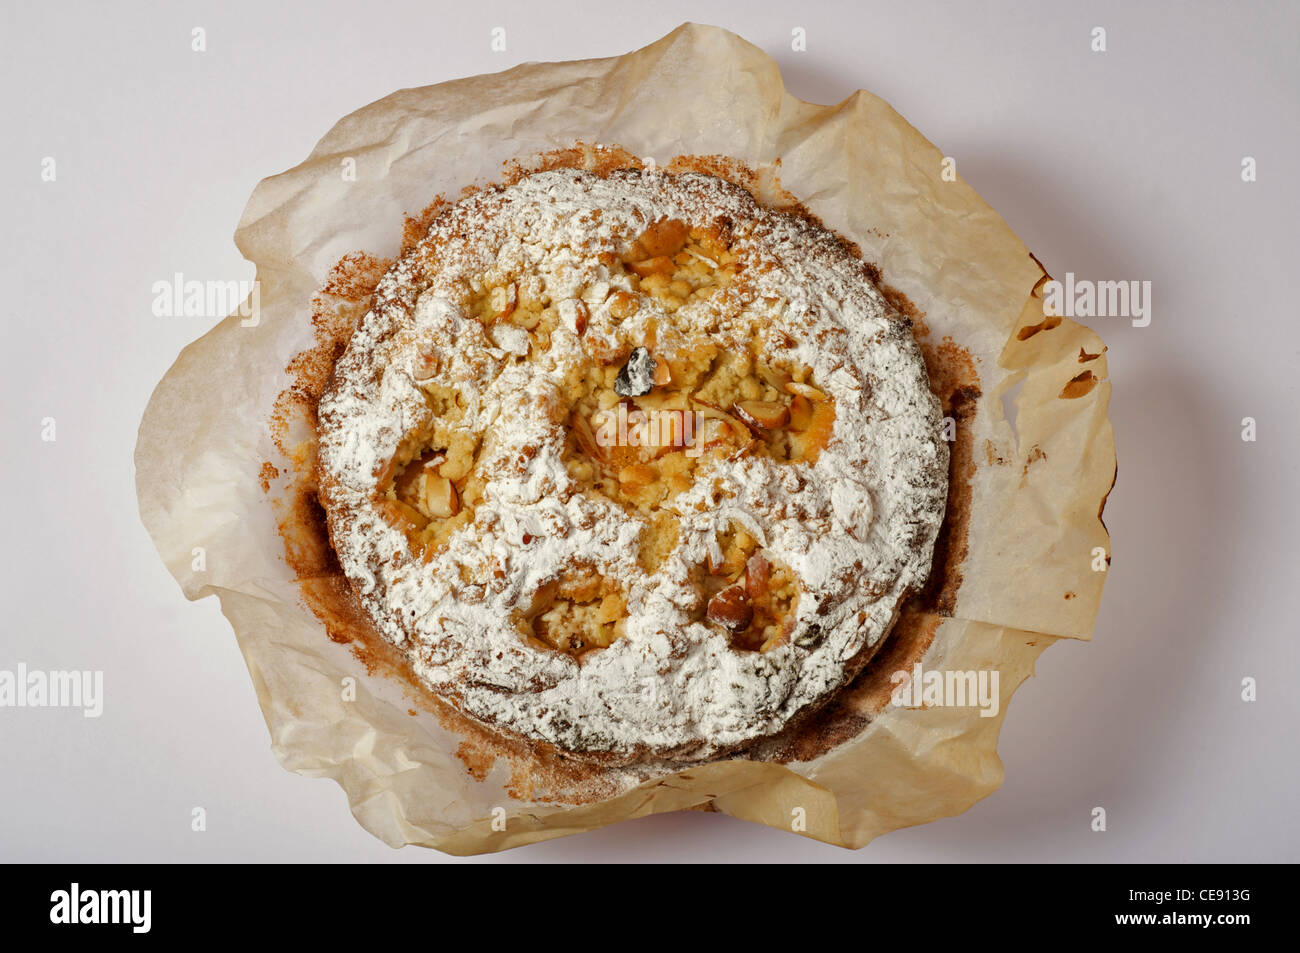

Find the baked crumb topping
[[316, 167, 948, 763]]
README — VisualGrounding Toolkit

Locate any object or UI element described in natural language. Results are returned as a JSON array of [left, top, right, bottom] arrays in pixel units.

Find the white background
[[2, 0, 1296, 862]]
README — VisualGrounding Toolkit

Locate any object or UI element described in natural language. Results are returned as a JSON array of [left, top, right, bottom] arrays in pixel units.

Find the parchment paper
[[135, 22, 1115, 853]]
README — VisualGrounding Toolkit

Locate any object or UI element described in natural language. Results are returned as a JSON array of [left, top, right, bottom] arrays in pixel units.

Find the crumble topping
[[316, 167, 948, 763]]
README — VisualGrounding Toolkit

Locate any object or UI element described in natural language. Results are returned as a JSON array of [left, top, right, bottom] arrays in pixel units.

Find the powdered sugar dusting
[[316, 167, 947, 763]]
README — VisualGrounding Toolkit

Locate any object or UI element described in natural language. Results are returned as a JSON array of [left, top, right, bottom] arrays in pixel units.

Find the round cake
[[316, 167, 948, 764]]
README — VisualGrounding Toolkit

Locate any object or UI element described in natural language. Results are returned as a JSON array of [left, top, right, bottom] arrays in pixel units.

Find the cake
[[315, 166, 948, 765]]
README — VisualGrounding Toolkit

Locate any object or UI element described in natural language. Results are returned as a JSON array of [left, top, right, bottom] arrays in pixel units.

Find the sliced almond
[[627, 255, 675, 278], [733, 399, 791, 432], [707, 586, 753, 632], [423, 475, 460, 519], [393, 448, 447, 502], [744, 553, 772, 601], [788, 394, 814, 430], [786, 381, 826, 401], [693, 399, 745, 427], [726, 438, 761, 462], [652, 359, 672, 387], [790, 401, 836, 464], [757, 363, 791, 391], [572, 298, 589, 335], [570, 411, 604, 462], [683, 247, 719, 269], [378, 498, 428, 533]]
